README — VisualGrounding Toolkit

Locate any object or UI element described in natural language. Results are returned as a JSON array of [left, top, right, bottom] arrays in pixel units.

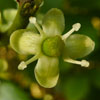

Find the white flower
[[10, 8, 95, 88]]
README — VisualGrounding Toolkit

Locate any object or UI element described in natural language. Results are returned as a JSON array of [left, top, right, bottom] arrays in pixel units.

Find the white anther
[[62, 23, 81, 40], [81, 60, 89, 67], [29, 17, 45, 36], [72, 23, 81, 31], [18, 55, 39, 70], [18, 61, 27, 70], [29, 17, 36, 24], [64, 58, 89, 68]]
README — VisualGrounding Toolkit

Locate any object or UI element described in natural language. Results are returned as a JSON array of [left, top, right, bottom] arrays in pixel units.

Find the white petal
[[34, 55, 59, 88]]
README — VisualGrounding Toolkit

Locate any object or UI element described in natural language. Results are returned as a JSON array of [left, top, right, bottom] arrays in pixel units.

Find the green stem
[[7, 7, 29, 35]]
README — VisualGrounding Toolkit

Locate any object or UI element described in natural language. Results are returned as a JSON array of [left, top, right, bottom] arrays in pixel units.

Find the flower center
[[42, 35, 64, 57]]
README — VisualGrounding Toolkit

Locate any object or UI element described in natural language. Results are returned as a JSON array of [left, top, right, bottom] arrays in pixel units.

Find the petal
[[10, 29, 41, 55], [63, 34, 95, 59], [34, 55, 59, 88], [42, 8, 65, 36]]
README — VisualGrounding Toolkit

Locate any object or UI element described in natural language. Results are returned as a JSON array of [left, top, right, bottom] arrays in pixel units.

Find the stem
[[7, 7, 29, 35]]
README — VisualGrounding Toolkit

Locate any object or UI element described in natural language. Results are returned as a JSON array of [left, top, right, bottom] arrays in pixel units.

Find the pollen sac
[[63, 34, 95, 59], [42, 35, 64, 57]]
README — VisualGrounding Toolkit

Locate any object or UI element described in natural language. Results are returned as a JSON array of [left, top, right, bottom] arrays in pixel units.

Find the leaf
[[0, 0, 16, 11]]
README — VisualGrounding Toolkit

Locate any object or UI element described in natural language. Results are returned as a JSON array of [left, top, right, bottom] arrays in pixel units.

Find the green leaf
[[42, 8, 65, 36], [0, 0, 16, 11], [0, 80, 32, 100], [63, 75, 89, 100], [34, 55, 59, 88]]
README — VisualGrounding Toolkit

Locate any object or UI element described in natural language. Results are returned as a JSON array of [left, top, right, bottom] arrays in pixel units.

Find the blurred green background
[[0, 0, 100, 100]]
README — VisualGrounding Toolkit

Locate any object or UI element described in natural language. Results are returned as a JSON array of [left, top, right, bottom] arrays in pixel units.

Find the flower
[[10, 8, 95, 88]]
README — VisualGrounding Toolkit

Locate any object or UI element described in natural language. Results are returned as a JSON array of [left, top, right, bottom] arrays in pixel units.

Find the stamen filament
[[29, 17, 45, 36], [26, 54, 39, 65], [18, 54, 39, 70], [62, 23, 81, 40], [64, 58, 89, 67]]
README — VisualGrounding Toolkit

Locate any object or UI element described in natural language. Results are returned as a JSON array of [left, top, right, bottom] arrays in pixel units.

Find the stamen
[[64, 58, 89, 67], [29, 17, 45, 36], [18, 61, 27, 70], [62, 23, 81, 40], [29, 17, 36, 24], [26, 54, 39, 65], [72, 23, 81, 31], [18, 54, 39, 70]]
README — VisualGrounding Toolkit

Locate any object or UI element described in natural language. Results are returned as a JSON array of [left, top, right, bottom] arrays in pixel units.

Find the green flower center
[[42, 35, 64, 57]]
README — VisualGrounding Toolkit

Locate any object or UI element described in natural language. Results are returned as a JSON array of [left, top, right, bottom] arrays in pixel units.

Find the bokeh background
[[0, 0, 100, 100]]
